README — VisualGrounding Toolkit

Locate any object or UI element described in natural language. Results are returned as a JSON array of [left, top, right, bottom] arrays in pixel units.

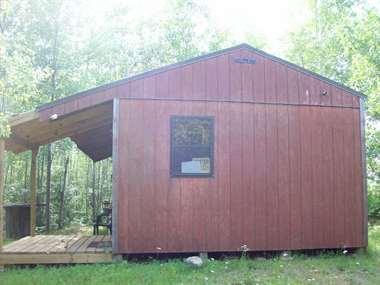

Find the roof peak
[[37, 43, 364, 112]]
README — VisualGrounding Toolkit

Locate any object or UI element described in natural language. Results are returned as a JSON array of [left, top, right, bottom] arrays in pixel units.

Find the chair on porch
[[93, 201, 112, 235]]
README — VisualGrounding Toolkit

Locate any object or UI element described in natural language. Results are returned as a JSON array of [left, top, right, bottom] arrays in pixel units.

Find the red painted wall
[[113, 98, 364, 253], [37, 45, 365, 253], [39, 47, 360, 121]]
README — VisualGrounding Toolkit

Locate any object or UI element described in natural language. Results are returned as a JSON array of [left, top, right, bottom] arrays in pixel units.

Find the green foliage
[[0, 112, 10, 138], [368, 186, 380, 219]]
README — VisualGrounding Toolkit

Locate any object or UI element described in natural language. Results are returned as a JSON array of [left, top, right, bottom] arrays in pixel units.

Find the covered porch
[[0, 100, 115, 267]]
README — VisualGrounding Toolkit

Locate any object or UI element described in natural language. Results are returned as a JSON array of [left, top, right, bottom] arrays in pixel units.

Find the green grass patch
[[1, 225, 380, 285], [4, 239, 14, 245]]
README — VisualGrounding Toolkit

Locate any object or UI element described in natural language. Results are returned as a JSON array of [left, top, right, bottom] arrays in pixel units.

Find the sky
[[90, 0, 310, 55], [203, 0, 309, 53]]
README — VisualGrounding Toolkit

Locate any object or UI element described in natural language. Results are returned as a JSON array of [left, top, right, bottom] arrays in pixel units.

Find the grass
[[4, 239, 14, 245], [1, 225, 379, 285]]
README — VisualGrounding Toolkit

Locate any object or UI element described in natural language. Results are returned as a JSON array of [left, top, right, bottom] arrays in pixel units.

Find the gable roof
[[37, 43, 364, 112]]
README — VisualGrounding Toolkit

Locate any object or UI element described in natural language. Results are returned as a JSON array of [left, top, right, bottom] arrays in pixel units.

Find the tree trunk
[[45, 144, 52, 232], [24, 157, 28, 189], [99, 161, 105, 207], [92, 161, 96, 223], [96, 162, 101, 212], [58, 156, 69, 229], [85, 160, 90, 222], [37, 152, 44, 226], [4, 162, 9, 187], [9, 163, 13, 187]]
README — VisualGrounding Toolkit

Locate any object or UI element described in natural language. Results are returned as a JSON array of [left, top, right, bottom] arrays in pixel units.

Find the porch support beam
[[0, 139, 5, 251], [30, 148, 38, 236]]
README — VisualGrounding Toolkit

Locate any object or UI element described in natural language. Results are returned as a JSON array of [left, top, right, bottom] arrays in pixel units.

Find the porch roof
[[4, 100, 113, 161]]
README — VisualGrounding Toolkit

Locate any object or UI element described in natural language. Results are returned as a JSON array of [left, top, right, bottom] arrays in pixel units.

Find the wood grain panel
[[299, 107, 314, 248], [241, 50, 254, 102], [141, 101, 156, 251], [216, 102, 231, 250], [252, 104, 267, 249], [116, 99, 364, 253], [287, 69, 299, 104], [252, 54, 265, 102], [127, 100, 143, 252], [216, 54, 230, 100], [265, 104, 279, 249], [37, 46, 361, 123], [320, 107, 335, 247], [288, 107, 302, 248], [242, 103, 254, 247], [264, 59, 277, 103], [331, 106, 345, 247], [277, 105, 290, 249], [229, 51, 242, 101], [229, 102, 243, 250], [342, 107, 356, 246], [205, 102, 219, 251], [352, 109, 364, 246], [276, 63, 288, 104], [298, 73, 311, 105], [205, 58, 218, 101]]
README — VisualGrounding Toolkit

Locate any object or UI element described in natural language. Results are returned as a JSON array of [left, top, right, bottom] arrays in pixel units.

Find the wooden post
[[0, 139, 5, 251], [30, 148, 38, 236]]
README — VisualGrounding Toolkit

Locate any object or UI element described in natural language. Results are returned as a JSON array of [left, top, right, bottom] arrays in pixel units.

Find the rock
[[184, 256, 203, 268], [280, 251, 293, 261]]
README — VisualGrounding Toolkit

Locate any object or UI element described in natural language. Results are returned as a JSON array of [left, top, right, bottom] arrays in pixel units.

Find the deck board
[[0, 235, 112, 265], [67, 236, 90, 253], [7, 235, 46, 253], [76, 236, 97, 253], [87, 235, 104, 253], [3, 236, 32, 252]]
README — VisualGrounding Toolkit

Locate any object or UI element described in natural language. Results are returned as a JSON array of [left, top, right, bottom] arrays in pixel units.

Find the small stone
[[184, 256, 203, 268], [280, 251, 293, 260]]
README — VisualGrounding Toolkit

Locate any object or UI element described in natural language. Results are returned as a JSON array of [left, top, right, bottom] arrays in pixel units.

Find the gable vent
[[234, 57, 256, 64]]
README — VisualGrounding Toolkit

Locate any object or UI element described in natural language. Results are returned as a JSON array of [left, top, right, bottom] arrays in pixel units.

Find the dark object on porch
[[89, 240, 112, 249], [93, 202, 112, 235], [4, 204, 30, 239]]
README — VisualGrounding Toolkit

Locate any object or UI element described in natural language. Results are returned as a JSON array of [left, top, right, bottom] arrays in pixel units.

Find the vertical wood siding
[[116, 99, 364, 253], [36, 45, 364, 253], [39, 48, 360, 121]]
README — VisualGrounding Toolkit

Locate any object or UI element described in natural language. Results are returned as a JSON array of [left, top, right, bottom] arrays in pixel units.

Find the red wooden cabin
[[1, 44, 367, 260]]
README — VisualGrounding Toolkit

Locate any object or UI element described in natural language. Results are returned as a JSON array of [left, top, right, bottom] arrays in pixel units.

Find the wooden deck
[[0, 235, 113, 265]]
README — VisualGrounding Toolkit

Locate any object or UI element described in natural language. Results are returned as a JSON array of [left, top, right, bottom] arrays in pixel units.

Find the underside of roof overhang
[[5, 101, 113, 161]]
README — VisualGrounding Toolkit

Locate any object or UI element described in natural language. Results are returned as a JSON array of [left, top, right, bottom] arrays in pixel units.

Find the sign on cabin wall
[[181, 157, 210, 174]]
